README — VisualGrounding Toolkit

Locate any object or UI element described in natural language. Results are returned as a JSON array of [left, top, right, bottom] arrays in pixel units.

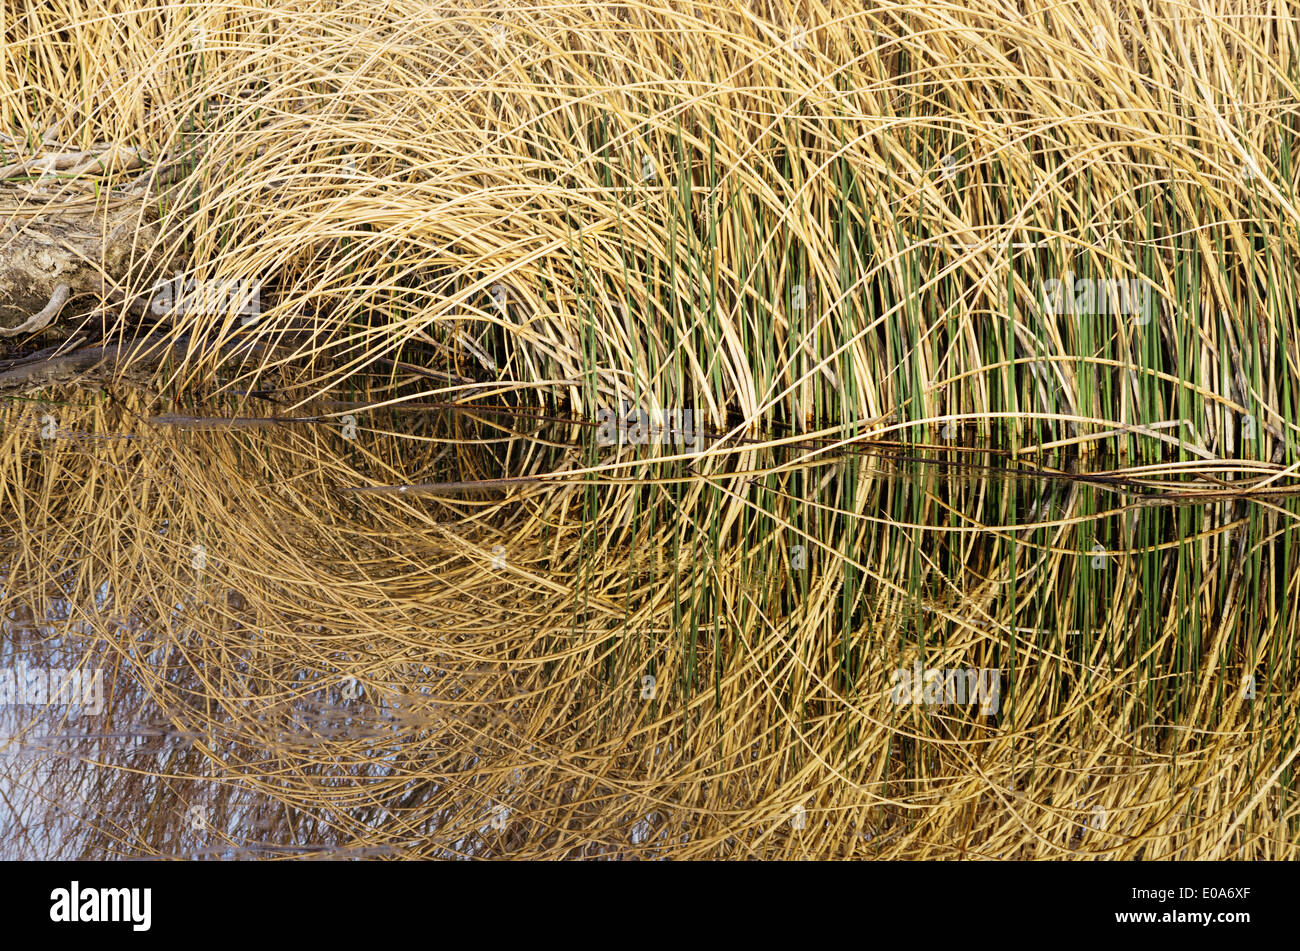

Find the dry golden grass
[[3, 1, 1298, 458], [1, 1, 1299, 859]]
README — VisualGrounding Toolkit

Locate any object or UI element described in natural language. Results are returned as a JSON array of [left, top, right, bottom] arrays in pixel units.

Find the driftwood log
[[0, 188, 175, 336], [0, 331, 282, 394]]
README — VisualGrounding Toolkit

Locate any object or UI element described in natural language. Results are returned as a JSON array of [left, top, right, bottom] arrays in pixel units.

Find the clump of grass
[[3, 1, 1300, 859], [6, 1, 1298, 468]]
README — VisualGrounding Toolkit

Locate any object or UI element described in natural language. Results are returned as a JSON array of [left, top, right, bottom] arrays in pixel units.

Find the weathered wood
[[0, 332, 182, 392], [0, 190, 174, 335], [0, 331, 311, 394]]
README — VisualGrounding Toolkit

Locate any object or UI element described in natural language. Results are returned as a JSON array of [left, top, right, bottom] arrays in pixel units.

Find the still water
[[1, 384, 1295, 859]]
